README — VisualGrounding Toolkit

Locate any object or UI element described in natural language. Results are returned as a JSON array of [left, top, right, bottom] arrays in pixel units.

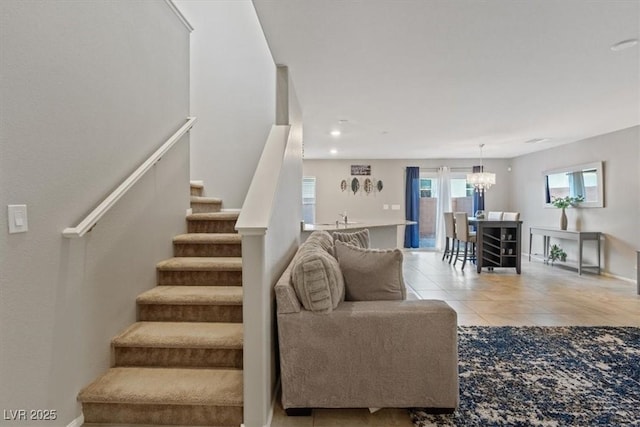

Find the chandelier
[[467, 144, 495, 193]]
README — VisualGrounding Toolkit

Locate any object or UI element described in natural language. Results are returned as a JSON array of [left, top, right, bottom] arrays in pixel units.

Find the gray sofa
[[275, 231, 459, 413]]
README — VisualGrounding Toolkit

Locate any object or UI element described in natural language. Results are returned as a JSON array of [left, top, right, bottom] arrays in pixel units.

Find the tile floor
[[271, 251, 640, 427]]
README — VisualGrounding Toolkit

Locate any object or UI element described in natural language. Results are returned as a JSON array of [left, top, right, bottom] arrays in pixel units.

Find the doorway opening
[[418, 173, 474, 249]]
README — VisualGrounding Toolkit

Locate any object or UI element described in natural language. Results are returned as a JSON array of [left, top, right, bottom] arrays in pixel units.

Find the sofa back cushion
[[334, 240, 406, 301], [332, 229, 370, 248]]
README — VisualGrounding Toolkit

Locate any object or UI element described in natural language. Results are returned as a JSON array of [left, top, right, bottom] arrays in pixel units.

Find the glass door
[[418, 172, 473, 250], [418, 173, 438, 249]]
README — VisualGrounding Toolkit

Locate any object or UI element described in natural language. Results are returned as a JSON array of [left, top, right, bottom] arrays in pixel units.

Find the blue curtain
[[472, 165, 485, 213], [404, 167, 420, 248]]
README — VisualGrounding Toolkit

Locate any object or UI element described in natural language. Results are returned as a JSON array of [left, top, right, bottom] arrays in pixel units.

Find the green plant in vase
[[551, 195, 584, 230], [548, 244, 567, 265]]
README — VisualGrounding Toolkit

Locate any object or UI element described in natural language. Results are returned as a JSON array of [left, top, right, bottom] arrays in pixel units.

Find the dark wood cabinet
[[474, 220, 522, 274]]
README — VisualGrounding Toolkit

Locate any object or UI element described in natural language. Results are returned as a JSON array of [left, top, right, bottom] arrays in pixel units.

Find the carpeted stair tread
[[157, 257, 242, 271], [190, 196, 223, 204], [190, 196, 223, 213], [78, 367, 243, 406], [190, 181, 204, 197], [113, 322, 242, 349], [137, 286, 242, 306], [173, 233, 241, 245], [187, 212, 239, 221]]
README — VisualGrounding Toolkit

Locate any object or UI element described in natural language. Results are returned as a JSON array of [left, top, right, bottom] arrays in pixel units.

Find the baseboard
[[602, 271, 636, 283], [266, 379, 281, 427], [66, 414, 84, 427], [222, 208, 242, 213], [241, 379, 281, 427]]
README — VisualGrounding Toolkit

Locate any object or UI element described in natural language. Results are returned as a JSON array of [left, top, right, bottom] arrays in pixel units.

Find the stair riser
[[191, 202, 222, 214], [158, 271, 242, 286], [174, 243, 242, 257], [139, 304, 243, 323], [82, 402, 242, 426], [114, 347, 242, 369], [188, 220, 237, 233], [190, 187, 203, 197]]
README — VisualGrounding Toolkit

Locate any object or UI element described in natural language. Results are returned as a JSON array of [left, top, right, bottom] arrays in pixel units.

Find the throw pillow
[[304, 230, 334, 253], [334, 240, 406, 301], [332, 229, 370, 249], [291, 249, 345, 313]]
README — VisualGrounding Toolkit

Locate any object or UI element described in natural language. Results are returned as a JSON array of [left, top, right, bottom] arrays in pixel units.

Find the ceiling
[[252, 0, 640, 159]]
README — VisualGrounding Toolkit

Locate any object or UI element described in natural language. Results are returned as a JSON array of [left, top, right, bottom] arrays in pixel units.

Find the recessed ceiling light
[[611, 39, 638, 51], [330, 130, 341, 137], [525, 138, 551, 144], [330, 148, 338, 155]]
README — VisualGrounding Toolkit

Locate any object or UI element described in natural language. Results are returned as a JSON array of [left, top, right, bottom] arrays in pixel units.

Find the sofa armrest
[[277, 299, 458, 409]]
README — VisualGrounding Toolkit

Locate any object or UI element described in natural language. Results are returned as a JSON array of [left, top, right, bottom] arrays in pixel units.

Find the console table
[[529, 227, 601, 275]]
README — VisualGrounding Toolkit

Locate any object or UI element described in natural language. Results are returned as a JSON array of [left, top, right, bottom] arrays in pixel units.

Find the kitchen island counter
[[301, 220, 415, 248]]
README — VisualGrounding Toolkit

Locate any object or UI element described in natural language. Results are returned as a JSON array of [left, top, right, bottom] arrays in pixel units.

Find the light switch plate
[[8, 204, 28, 233], [391, 204, 401, 210]]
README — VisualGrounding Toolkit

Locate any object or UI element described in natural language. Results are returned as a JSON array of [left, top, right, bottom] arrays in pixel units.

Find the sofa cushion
[[332, 229, 370, 248], [291, 249, 345, 313], [303, 230, 334, 253], [334, 240, 406, 301]]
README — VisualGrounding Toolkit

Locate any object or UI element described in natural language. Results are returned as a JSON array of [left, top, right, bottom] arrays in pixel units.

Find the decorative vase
[[560, 208, 567, 230]]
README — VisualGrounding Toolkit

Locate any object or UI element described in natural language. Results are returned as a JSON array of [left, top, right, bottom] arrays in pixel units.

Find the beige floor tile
[[464, 299, 555, 314], [414, 289, 452, 300], [313, 408, 413, 427], [480, 313, 542, 326], [404, 277, 443, 291], [442, 300, 477, 314], [438, 290, 495, 301], [456, 312, 492, 325]]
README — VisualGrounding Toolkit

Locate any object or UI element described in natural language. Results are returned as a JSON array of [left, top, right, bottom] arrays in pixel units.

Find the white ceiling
[[252, 0, 640, 159]]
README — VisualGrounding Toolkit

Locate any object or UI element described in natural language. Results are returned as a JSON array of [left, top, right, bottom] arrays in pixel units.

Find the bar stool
[[454, 212, 476, 270], [442, 212, 456, 263]]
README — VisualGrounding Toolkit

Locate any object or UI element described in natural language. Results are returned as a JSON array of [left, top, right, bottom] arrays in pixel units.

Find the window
[[451, 176, 473, 216], [302, 176, 316, 224], [451, 178, 474, 198], [420, 178, 437, 198]]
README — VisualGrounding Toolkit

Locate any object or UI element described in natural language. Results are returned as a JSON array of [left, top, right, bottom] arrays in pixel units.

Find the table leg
[[597, 236, 601, 275], [578, 237, 583, 275], [543, 236, 549, 264], [529, 231, 532, 261]]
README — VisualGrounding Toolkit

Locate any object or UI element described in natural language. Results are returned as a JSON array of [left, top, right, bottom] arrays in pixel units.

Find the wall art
[[350, 165, 371, 176]]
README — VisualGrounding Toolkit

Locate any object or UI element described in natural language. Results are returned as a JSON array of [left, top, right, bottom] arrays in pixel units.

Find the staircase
[[78, 182, 243, 426]]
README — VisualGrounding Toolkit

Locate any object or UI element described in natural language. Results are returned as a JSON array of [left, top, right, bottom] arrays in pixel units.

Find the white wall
[[303, 158, 511, 224], [509, 126, 639, 280], [174, 0, 276, 208], [0, 1, 190, 425]]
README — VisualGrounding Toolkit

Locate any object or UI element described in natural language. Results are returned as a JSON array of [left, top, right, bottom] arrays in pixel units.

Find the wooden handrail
[[62, 117, 197, 238]]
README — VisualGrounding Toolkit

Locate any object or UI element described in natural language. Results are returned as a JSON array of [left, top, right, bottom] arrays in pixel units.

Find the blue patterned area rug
[[411, 326, 640, 427]]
